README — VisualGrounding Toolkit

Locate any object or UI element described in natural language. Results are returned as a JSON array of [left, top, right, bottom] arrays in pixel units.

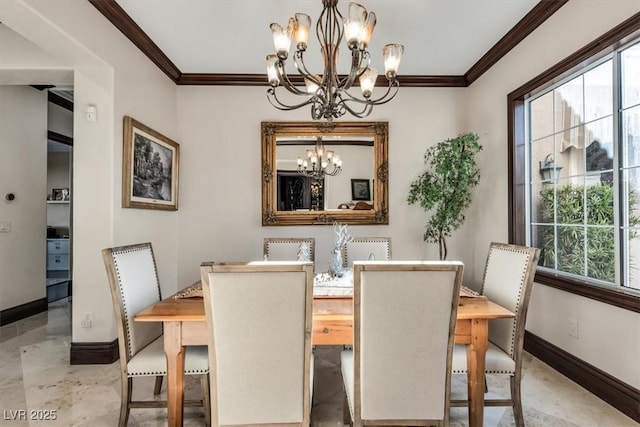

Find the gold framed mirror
[[262, 121, 388, 226]]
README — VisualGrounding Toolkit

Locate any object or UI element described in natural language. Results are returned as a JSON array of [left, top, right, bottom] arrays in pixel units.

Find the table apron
[[170, 318, 476, 347]]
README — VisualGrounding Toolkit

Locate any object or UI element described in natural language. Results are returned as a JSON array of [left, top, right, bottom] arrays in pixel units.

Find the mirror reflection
[[262, 121, 388, 226], [276, 136, 374, 211]]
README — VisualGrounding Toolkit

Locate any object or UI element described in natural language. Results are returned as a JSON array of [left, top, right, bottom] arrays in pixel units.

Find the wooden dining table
[[134, 290, 514, 427]]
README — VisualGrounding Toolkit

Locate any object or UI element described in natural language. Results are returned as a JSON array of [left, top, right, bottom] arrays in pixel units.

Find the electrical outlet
[[81, 312, 93, 328], [569, 319, 579, 339], [0, 221, 10, 232]]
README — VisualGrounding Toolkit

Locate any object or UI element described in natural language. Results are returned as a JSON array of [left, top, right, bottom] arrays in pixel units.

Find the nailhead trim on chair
[[112, 245, 162, 360], [452, 369, 515, 374], [342, 237, 392, 267], [264, 238, 316, 262], [129, 368, 209, 377], [482, 246, 530, 358]]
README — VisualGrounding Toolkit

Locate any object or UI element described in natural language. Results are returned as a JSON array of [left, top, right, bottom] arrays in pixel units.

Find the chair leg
[[153, 376, 163, 395], [119, 377, 132, 427], [342, 390, 352, 426], [511, 374, 525, 427], [201, 374, 211, 427]]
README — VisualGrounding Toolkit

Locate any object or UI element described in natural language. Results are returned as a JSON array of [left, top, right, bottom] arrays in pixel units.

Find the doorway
[[45, 88, 73, 303]]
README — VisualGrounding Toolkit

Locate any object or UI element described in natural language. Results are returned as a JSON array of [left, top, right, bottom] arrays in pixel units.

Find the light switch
[[0, 221, 10, 232]]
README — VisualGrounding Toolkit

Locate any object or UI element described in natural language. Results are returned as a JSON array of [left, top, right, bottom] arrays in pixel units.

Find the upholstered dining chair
[[102, 242, 210, 427], [451, 242, 540, 427], [342, 237, 391, 268], [342, 261, 464, 427], [200, 261, 315, 427], [263, 237, 315, 262]]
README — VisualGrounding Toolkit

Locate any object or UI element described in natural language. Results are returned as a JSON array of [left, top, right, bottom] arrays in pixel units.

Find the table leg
[[466, 318, 489, 427], [164, 321, 185, 427]]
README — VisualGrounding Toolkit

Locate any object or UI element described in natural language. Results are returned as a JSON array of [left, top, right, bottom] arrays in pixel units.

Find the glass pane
[[532, 177, 554, 224], [531, 224, 555, 269], [586, 226, 615, 282], [585, 116, 614, 174], [532, 136, 556, 183], [584, 60, 612, 122], [533, 180, 554, 224], [556, 225, 585, 276], [531, 91, 554, 141], [622, 105, 640, 168], [626, 227, 640, 290], [555, 125, 585, 154], [622, 167, 640, 229], [555, 177, 585, 225], [554, 75, 584, 132], [621, 42, 640, 109], [585, 182, 614, 225]]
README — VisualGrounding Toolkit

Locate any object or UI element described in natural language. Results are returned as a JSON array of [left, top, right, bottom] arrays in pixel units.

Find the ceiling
[[92, 0, 568, 86]]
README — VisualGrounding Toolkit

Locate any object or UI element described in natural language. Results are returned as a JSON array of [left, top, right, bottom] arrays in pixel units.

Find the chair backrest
[[263, 237, 315, 262], [481, 242, 540, 360], [352, 261, 463, 424], [342, 237, 391, 267], [200, 261, 314, 427], [102, 242, 162, 364]]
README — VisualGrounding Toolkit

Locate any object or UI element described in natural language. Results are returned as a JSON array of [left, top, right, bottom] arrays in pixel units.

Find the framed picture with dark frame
[[52, 188, 64, 201], [123, 116, 179, 210], [351, 179, 371, 201]]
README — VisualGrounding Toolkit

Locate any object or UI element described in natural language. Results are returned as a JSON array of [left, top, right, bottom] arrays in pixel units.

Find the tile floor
[[0, 299, 637, 426]]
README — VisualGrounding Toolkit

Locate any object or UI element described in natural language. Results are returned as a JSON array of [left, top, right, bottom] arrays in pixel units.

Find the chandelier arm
[[338, 79, 399, 105], [363, 80, 400, 105], [267, 88, 316, 111], [338, 97, 374, 119], [339, 50, 370, 91], [293, 51, 320, 86], [277, 68, 312, 96]]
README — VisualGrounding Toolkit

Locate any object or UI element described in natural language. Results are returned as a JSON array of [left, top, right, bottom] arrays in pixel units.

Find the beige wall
[[465, 0, 640, 389], [0, 86, 47, 311], [175, 86, 468, 286]]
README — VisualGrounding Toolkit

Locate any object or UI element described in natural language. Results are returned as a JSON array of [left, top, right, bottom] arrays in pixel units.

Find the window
[[527, 42, 640, 290], [508, 18, 640, 311]]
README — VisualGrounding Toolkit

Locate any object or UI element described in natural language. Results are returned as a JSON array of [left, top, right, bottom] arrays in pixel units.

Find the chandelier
[[297, 138, 342, 179], [266, 0, 404, 121]]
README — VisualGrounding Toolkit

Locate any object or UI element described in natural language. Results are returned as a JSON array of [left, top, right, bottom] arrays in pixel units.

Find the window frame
[[507, 14, 640, 313]]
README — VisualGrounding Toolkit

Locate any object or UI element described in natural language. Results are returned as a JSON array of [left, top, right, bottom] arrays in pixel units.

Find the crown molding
[[177, 73, 467, 87], [464, 0, 569, 85], [91, 0, 568, 88], [88, 0, 180, 83]]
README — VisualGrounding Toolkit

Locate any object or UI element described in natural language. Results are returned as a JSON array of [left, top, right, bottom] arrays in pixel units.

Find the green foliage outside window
[[538, 183, 639, 282]]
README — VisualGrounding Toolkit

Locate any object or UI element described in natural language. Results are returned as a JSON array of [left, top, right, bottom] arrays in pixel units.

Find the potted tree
[[407, 132, 483, 260]]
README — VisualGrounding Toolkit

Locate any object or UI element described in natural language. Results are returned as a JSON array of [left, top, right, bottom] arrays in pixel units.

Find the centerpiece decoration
[[329, 221, 352, 277]]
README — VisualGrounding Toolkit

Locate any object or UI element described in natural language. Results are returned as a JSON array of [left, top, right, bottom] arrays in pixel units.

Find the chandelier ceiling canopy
[[266, 0, 404, 121]]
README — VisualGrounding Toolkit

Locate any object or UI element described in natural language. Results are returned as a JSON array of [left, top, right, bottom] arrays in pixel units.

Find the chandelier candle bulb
[[295, 13, 311, 49], [383, 43, 404, 79], [266, 54, 280, 86], [359, 68, 378, 98], [270, 22, 292, 59]]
